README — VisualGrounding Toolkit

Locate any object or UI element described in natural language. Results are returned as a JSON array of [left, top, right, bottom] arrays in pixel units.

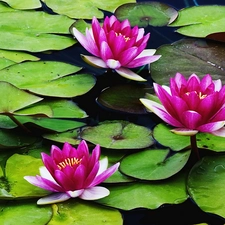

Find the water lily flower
[[72, 15, 161, 81], [140, 73, 225, 136], [24, 141, 120, 205]]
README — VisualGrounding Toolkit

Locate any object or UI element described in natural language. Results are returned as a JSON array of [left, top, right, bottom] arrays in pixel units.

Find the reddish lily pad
[[81, 120, 154, 149], [151, 38, 225, 85], [187, 155, 225, 219], [170, 5, 225, 39], [120, 149, 191, 180], [97, 84, 154, 114], [115, 2, 178, 27]]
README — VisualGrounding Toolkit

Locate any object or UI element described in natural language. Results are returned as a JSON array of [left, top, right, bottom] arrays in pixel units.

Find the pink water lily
[[72, 15, 161, 81], [24, 141, 119, 205], [140, 73, 225, 136]]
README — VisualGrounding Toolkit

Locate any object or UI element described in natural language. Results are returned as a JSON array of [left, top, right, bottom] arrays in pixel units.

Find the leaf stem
[[190, 134, 200, 160], [8, 114, 31, 133]]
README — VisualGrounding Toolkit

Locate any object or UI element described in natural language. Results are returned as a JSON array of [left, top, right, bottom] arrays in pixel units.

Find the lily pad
[[151, 38, 225, 85], [1, 0, 41, 9], [4, 154, 49, 198], [48, 200, 123, 225], [97, 84, 154, 114], [0, 81, 43, 114], [120, 149, 191, 180], [0, 200, 52, 225], [97, 171, 188, 210], [81, 120, 154, 149], [170, 5, 225, 38], [115, 2, 178, 27], [153, 123, 190, 151], [14, 115, 86, 133], [16, 99, 88, 118], [43, 0, 136, 19], [187, 155, 225, 219], [0, 61, 96, 98], [0, 11, 76, 52]]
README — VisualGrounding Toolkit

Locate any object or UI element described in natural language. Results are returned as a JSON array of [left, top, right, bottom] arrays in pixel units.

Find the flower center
[[57, 157, 82, 170], [185, 91, 207, 99], [115, 32, 130, 42]]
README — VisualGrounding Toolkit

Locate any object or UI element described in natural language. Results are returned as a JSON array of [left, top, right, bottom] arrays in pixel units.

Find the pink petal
[[80, 186, 110, 200], [97, 157, 108, 176], [54, 170, 75, 191], [171, 128, 198, 136], [200, 74, 213, 91], [67, 189, 84, 198], [197, 121, 225, 133], [126, 55, 161, 68], [81, 55, 107, 68], [136, 28, 145, 41], [83, 161, 99, 187], [106, 59, 121, 69], [186, 74, 200, 91], [140, 98, 183, 127], [89, 162, 120, 187], [210, 107, 225, 122], [181, 110, 202, 129], [213, 79, 222, 91], [100, 41, 114, 61], [115, 67, 146, 81], [118, 47, 139, 65], [77, 140, 89, 158], [211, 127, 225, 137], [24, 175, 63, 192], [37, 192, 71, 205]]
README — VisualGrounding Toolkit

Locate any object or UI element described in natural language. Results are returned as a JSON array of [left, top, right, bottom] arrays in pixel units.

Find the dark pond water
[[38, 0, 225, 224]]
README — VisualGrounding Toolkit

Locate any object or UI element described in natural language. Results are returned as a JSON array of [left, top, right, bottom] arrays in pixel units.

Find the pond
[[0, 0, 225, 224]]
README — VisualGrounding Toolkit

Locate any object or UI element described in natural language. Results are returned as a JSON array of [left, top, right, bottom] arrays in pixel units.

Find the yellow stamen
[[115, 32, 130, 42], [57, 157, 82, 170], [185, 91, 207, 99]]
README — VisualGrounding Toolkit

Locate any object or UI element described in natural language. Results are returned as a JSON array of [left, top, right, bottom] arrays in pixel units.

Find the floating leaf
[[153, 123, 190, 151], [81, 120, 154, 149], [48, 200, 123, 225], [43, 0, 135, 19], [1, 0, 41, 9], [16, 99, 87, 118], [187, 155, 225, 219], [0, 82, 43, 114], [4, 154, 48, 198], [0, 115, 18, 129], [0, 129, 37, 149], [0, 201, 52, 225], [120, 149, 191, 180], [0, 61, 95, 98], [97, 171, 188, 210], [151, 38, 225, 85], [14, 115, 86, 133], [0, 11, 76, 52], [115, 2, 178, 27], [97, 84, 153, 114], [170, 5, 225, 39]]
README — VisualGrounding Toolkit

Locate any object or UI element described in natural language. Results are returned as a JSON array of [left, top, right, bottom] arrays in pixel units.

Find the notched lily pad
[[151, 38, 225, 85], [97, 84, 154, 114], [81, 120, 154, 149], [120, 148, 191, 180], [170, 5, 225, 39], [115, 2, 178, 27], [187, 155, 225, 219]]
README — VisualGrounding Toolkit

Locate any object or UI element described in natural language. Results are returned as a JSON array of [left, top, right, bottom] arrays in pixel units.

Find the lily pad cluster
[[0, 0, 225, 224]]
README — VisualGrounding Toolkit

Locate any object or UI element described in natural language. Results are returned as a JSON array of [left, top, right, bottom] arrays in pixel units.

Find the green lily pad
[[0, 61, 96, 98], [0, 200, 52, 225], [81, 120, 154, 149], [16, 99, 87, 118], [0, 2, 17, 12], [43, 129, 81, 145], [0, 81, 43, 114], [151, 38, 225, 85], [187, 155, 225, 219], [48, 200, 123, 225], [14, 115, 86, 133], [0, 11, 75, 52], [115, 2, 178, 27], [153, 123, 190, 151], [0, 115, 18, 129], [170, 5, 225, 38], [1, 0, 41, 9], [97, 171, 188, 210], [0, 129, 37, 149], [120, 149, 191, 180], [4, 154, 48, 198], [97, 84, 154, 114], [43, 0, 136, 19]]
